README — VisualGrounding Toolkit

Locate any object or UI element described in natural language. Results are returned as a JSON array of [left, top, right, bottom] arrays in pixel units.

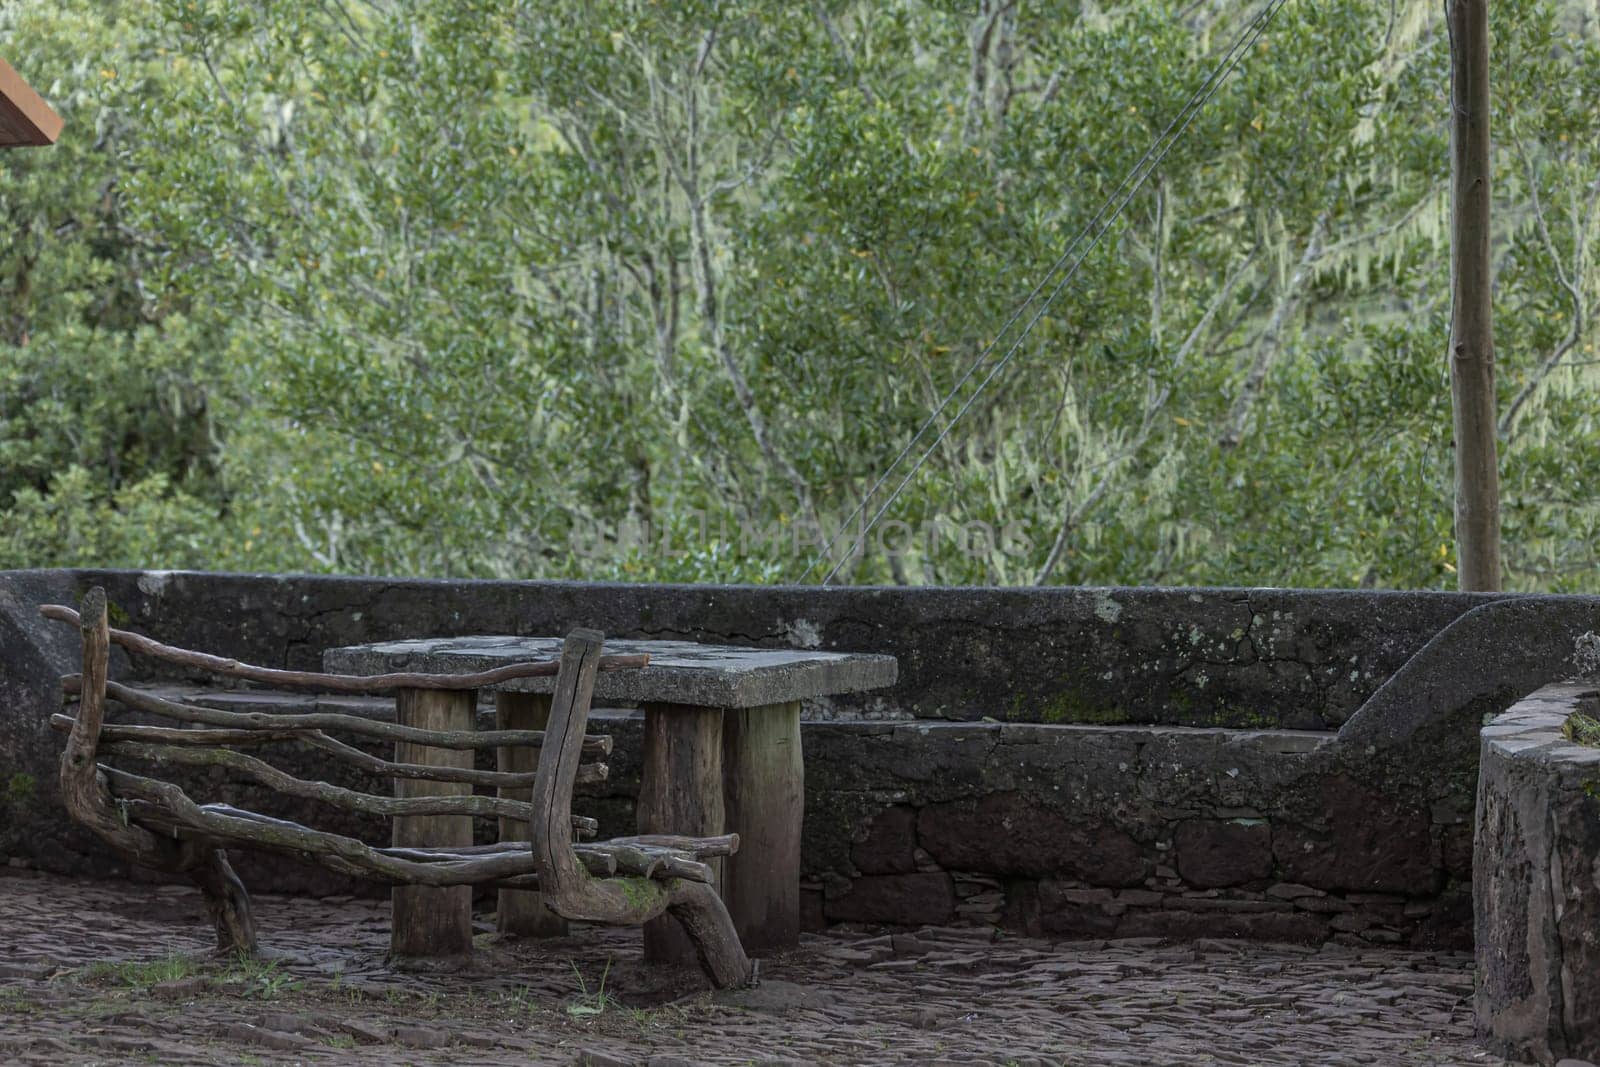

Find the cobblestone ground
[[0, 869, 1517, 1066]]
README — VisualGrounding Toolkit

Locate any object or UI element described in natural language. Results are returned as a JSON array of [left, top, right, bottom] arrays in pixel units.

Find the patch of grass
[[0, 986, 37, 1015], [217, 956, 302, 1000], [565, 958, 616, 1018], [80, 954, 196, 988], [1563, 710, 1600, 748], [624, 999, 688, 1033], [495, 984, 541, 1016]]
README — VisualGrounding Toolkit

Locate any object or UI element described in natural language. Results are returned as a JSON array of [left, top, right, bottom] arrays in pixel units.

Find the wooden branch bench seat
[[43, 587, 754, 988]]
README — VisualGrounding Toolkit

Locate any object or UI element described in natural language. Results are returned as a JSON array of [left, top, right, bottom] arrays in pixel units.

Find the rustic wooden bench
[[44, 587, 754, 988]]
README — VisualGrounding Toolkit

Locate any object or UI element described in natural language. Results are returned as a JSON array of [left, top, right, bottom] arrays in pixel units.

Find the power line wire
[[802, 0, 1292, 584]]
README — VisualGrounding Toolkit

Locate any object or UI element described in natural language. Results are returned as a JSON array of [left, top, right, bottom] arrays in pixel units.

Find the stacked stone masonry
[[1475, 681, 1600, 1065], [803, 721, 1472, 948]]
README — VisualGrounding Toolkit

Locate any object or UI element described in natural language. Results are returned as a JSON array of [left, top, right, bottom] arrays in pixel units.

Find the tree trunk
[[1447, 0, 1502, 592]]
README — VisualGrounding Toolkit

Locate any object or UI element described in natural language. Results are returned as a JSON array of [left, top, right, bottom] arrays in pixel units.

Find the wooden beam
[[1447, 0, 1502, 591], [0, 57, 63, 148]]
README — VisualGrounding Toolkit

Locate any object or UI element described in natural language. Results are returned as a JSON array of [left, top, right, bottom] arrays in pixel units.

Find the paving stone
[[393, 1024, 451, 1048], [336, 1018, 393, 1043], [0, 868, 1496, 1067], [219, 1022, 314, 1050], [149, 976, 211, 1000], [571, 1051, 635, 1067]]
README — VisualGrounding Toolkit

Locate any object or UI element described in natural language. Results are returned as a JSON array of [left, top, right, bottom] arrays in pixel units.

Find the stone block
[[1271, 775, 1439, 895], [1175, 819, 1272, 888], [851, 806, 917, 875], [1036, 883, 1121, 938], [325, 635, 897, 709], [916, 794, 1148, 885], [1266, 882, 1323, 900], [1477, 686, 1600, 1065], [824, 873, 955, 926]]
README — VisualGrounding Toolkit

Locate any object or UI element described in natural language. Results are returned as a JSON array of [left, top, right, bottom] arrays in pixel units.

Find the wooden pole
[[721, 701, 804, 955], [637, 703, 726, 965], [390, 687, 476, 958], [1447, 0, 1503, 591]]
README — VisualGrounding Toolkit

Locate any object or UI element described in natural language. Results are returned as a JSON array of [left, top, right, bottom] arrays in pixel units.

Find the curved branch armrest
[[531, 629, 753, 987]]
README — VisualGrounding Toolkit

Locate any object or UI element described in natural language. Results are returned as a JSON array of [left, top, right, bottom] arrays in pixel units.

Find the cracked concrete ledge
[[1475, 681, 1600, 1065]]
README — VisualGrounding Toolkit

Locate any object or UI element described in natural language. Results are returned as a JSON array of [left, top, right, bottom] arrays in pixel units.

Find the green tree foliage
[[0, 2, 230, 567], [3, 0, 1599, 590]]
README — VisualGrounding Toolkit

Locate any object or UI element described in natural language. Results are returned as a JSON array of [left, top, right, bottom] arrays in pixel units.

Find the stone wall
[[799, 721, 1472, 947], [2, 568, 1502, 727], [1475, 682, 1600, 1064], [5, 568, 1600, 950]]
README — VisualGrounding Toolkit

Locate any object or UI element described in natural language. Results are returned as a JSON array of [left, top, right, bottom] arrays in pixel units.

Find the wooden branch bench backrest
[[45, 587, 753, 988]]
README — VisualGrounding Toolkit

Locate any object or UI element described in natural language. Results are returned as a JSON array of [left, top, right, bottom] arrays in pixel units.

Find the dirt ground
[[0, 868, 1517, 1066]]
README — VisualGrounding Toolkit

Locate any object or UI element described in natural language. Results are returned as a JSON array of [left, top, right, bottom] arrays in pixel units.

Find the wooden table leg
[[495, 690, 567, 938], [391, 687, 475, 958], [722, 700, 803, 955], [637, 702, 725, 965]]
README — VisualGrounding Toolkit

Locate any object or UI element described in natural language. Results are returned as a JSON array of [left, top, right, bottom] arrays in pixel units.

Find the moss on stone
[[1004, 690, 1132, 725], [1562, 710, 1600, 748], [6, 773, 35, 806], [1206, 706, 1281, 729]]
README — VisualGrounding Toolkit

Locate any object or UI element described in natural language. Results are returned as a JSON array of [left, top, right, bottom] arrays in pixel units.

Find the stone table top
[[323, 636, 898, 709]]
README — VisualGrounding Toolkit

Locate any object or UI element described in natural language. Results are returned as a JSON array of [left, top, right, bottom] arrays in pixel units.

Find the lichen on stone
[[1572, 631, 1600, 676]]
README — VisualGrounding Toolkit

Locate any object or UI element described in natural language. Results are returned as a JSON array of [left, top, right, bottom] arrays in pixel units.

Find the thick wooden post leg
[[391, 688, 475, 958], [666, 880, 754, 989], [722, 701, 803, 955], [638, 703, 725, 965], [495, 691, 567, 938], [188, 848, 257, 956]]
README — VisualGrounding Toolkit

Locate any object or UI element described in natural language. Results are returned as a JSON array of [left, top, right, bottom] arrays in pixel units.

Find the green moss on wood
[[616, 876, 659, 910]]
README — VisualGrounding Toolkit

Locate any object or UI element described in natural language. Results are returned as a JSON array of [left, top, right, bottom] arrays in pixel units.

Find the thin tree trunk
[[1447, 0, 1502, 591], [678, 34, 819, 531]]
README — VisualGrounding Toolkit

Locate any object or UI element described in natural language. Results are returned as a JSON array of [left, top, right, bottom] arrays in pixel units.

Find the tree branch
[[1220, 212, 1329, 449]]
